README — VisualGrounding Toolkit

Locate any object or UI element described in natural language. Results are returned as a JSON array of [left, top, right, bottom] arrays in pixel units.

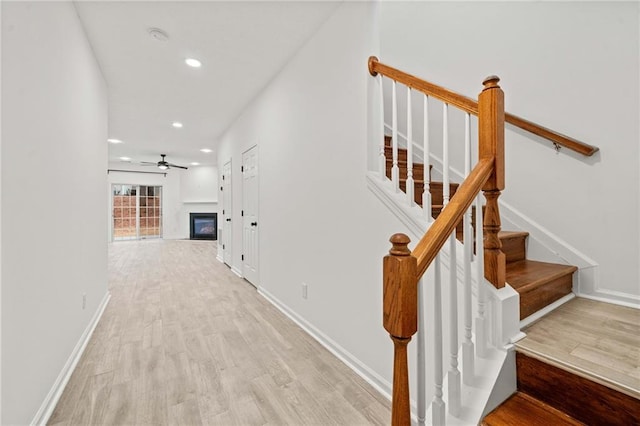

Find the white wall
[[380, 1, 640, 305], [1, 2, 108, 423], [107, 164, 218, 240], [216, 1, 423, 393]]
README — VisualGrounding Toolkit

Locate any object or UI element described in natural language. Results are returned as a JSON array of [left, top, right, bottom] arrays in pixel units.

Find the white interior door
[[222, 160, 233, 266], [242, 146, 259, 286]]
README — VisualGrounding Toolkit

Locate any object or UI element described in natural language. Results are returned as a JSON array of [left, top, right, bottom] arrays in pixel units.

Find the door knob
[[226, 218, 231, 222], [251, 222, 257, 227]]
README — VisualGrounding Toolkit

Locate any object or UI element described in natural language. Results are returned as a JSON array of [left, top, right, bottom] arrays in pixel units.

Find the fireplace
[[190, 213, 217, 240]]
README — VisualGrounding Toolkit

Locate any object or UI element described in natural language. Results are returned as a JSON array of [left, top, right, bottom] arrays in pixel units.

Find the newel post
[[479, 76, 506, 289], [383, 233, 418, 426]]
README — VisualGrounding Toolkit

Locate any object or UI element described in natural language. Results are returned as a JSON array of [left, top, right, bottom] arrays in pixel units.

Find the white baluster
[[379, 75, 386, 181], [391, 81, 400, 192], [448, 230, 460, 416], [406, 87, 414, 205], [432, 254, 445, 425], [417, 277, 426, 426], [475, 193, 488, 357], [442, 103, 450, 206], [422, 95, 432, 221], [462, 113, 475, 385]]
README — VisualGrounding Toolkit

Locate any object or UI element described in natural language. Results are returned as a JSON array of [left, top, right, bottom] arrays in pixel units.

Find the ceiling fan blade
[[167, 163, 188, 170], [139, 161, 158, 165]]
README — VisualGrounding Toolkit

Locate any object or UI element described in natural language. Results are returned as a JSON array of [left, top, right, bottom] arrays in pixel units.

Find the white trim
[[182, 200, 218, 204], [578, 291, 640, 310], [519, 293, 575, 329], [257, 286, 393, 402], [366, 171, 428, 240], [216, 252, 224, 263], [31, 292, 111, 426], [231, 266, 243, 278]]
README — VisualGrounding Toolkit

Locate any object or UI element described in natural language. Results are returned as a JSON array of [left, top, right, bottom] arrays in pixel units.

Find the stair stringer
[[367, 170, 523, 425]]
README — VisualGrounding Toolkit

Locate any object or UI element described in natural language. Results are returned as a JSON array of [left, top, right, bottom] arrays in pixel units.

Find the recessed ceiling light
[[200, 148, 213, 153], [190, 162, 200, 166], [172, 122, 183, 128], [120, 156, 131, 161], [107, 138, 123, 144], [185, 58, 202, 68]]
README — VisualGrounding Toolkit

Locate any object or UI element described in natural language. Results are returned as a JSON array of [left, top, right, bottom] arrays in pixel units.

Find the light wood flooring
[[516, 297, 640, 399], [49, 240, 390, 425]]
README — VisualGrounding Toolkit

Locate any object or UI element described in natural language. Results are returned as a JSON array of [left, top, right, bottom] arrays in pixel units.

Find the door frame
[[222, 160, 233, 267]]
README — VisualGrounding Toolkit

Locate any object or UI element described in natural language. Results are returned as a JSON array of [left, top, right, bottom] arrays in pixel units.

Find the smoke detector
[[147, 28, 169, 42]]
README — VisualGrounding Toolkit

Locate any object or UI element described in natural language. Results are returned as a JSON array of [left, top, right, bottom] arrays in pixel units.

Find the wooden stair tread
[[506, 260, 577, 293], [498, 230, 529, 240], [481, 392, 585, 426]]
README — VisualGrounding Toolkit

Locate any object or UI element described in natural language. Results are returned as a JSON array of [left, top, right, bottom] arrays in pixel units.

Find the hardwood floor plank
[[48, 240, 390, 425], [135, 388, 168, 426]]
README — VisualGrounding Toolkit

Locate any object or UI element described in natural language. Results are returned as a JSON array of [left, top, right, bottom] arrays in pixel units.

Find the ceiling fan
[[140, 154, 188, 170]]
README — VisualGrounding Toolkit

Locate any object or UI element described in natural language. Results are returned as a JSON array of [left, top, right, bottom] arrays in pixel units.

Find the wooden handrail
[[368, 56, 478, 115], [368, 56, 599, 157], [505, 113, 598, 156], [413, 159, 493, 278]]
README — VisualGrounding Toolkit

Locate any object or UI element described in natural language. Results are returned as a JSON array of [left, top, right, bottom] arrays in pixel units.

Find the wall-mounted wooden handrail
[[412, 159, 493, 278], [368, 56, 599, 157]]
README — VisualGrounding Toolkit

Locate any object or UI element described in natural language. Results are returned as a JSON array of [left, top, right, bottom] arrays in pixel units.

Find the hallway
[[49, 240, 390, 425]]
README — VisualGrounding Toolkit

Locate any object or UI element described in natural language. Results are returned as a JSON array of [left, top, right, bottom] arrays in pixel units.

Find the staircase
[[385, 138, 578, 321], [369, 57, 607, 426]]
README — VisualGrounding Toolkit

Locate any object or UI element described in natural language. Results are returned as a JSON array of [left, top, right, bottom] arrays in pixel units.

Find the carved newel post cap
[[482, 75, 501, 89], [389, 233, 411, 256], [368, 56, 379, 76]]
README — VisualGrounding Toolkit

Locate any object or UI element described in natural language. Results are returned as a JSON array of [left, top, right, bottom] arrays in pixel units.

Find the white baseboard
[[231, 266, 243, 278], [31, 292, 111, 426], [257, 287, 392, 402], [577, 290, 640, 310]]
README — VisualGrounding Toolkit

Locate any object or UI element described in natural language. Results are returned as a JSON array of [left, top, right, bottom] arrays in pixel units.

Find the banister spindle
[[478, 76, 506, 289], [432, 254, 445, 425], [406, 87, 415, 205], [417, 277, 426, 426], [379, 75, 386, 181], [462, 113, 475, 384], [475, 193, 488, 357], [448, 229, 460, 417], [383, 234, 418, 426], [422, 95, 432, 221], [392, 81, 400, 192], [442, 103, 450, 206]]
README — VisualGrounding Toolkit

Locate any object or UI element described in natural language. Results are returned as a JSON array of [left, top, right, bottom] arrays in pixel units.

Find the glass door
[[112, 184, 162, 241], [138, 186, 162, 238]]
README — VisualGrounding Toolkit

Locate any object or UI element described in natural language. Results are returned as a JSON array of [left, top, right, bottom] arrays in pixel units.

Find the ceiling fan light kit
[[140, 154, 188, 171]]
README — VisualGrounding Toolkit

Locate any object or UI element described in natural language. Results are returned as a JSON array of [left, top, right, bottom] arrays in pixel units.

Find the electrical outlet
[[302, 282, 308, 299], [82, 293, 87, 310]]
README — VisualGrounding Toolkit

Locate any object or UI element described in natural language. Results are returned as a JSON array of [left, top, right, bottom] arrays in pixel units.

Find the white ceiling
[[74, 1, 341, 168]]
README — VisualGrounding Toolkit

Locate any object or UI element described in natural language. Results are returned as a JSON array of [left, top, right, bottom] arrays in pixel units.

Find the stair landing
[[516, 297, 640, 400], [484, 297, 640, 426]]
